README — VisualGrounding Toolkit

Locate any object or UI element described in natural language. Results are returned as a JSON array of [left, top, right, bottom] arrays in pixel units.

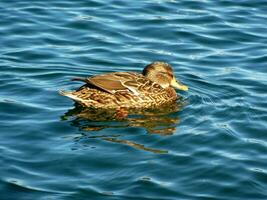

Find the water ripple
[[1, 0, 267, 199]]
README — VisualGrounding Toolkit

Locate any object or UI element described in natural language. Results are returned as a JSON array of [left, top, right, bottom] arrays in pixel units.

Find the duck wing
[[86, 72, 143, 95]]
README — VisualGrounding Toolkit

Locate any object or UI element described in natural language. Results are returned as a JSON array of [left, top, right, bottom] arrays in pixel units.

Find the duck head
[[142, 61, 188, 91]]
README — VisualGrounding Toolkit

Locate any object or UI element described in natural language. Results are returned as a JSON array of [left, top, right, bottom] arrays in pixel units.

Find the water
[[1, 0, 267, 199]]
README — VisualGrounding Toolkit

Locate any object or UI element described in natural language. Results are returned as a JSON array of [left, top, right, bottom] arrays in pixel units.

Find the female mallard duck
[[60, 62, 188, 109]]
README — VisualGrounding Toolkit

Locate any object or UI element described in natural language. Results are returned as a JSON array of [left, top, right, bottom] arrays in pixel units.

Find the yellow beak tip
[[171, 79, 188, 91], [178, 85, 188, 91], [183, 86, 189, 91]]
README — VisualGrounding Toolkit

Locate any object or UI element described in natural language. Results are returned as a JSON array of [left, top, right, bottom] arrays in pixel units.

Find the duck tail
[[59, 90, 84, 104], [71, 77, 87, 82], [59, 90, 69, 96], [59, 90, 76, 99]]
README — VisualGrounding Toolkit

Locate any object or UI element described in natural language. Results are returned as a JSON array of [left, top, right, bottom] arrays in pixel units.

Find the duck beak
[[171, 78, 188, 91]]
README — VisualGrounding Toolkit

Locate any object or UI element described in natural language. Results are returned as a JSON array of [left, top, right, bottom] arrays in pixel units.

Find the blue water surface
[[0, 0, 267, 199]]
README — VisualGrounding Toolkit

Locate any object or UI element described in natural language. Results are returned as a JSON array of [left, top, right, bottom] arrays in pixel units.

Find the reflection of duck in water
[[62, 101, 185, 153], [60, 61, 188, 116], [62, 102, 184, 135]]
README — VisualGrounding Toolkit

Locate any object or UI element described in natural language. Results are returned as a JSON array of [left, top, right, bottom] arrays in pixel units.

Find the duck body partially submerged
[[60, 62, 188, 109]]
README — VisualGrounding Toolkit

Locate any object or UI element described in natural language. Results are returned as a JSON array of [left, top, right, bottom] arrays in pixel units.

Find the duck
[[59, 61, 188, 110]]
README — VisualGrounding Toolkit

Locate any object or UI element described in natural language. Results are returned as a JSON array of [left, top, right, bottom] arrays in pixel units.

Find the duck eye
[[167, 73, 174, 79]]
